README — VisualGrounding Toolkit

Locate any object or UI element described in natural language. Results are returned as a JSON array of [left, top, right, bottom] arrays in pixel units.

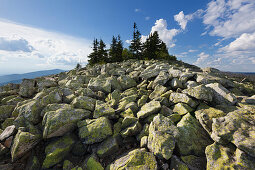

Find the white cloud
[[174, 11, 193, 30], [203, 0, 255, 38], [145, 17, 150, 21], [193, 52, 210, 66], [135, 8, 141, 12], [143, 19, 180, 48], [188, 49, 197, 53], [174, 10, 203, 30], [0, 19, 92, 74], [0, 37, 34, 52]]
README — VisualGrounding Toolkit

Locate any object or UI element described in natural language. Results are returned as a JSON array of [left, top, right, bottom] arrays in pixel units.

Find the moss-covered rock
[[169, 92, 198, 108], [63, 160, 75, 170], [117, 94, 138, 112], [137, 100, 161, 119], [93, 100, 115, 118], [43, 108, 90, 138], [149, 85, 167, 100], [97, 136, 119, 158], [88, 77, 111, 93], [169, 155, 189, 170], [206, 83, 237, 105], [137, 95, 148, 107], [148, 114, 179, 160], [0, 105, 15, 121], [71, 96, 96, 111], [1, 118, 14, 130], [86, 155, 104, 170], [11, 126, 41, 161], [110, 148, 157, 170], [183, 84, 213, 102], [121, 121, 142, 138], [152, 71, 169, 88], [19, 79, 36, 97], [117, 75, 137, 90], [211, 109, 255, 157], [42, 135, 75, 169], [205, 142, 255, 170], [171, 78, 183, 89], [39, 89, 63, 106], [173, 103, 193, 115], [195, 103, 226, 134], [78, 117, 112, 144], [177, 113, 213, 156]]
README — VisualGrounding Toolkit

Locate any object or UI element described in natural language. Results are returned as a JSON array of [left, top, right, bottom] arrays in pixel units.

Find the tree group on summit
[[88, 22, 176, 65]]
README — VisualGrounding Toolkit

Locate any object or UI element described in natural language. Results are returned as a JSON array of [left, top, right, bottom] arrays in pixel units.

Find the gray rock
[[19, 79, 36, 97], [169, 92, 198, 108], [137, 100, 161, 119], [183, 84, 213, 102]]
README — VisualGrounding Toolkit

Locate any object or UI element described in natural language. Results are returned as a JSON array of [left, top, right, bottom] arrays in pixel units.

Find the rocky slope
[[0, 59, 254, 170]]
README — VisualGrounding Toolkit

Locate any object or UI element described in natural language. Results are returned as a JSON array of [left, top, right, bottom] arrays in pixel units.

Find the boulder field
[[0, 59, 254, 170]]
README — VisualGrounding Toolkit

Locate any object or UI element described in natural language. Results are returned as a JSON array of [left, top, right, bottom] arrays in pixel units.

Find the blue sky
[[0, 0, 255, 74]]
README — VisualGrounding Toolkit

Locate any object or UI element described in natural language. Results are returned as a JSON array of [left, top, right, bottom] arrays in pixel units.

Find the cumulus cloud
[[142, 19, 180, 48], [134, 8, 141, 12], [0, 37, 34, 52], [193, 52, 210, 66], [203, 0, 255, 38], [174, 10, 203, 30], [0, 20, 92, 74]]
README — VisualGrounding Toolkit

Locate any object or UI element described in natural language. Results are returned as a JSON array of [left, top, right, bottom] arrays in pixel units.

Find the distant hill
[[0, 69, 65, 86]]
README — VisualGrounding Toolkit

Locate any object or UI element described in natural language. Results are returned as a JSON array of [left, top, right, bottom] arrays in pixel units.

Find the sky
[[0, 0, 255, 75]]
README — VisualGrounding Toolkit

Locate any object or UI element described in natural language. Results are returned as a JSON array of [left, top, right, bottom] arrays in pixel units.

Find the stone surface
[[206, 83, 237, 105], [183, 84, 213, 102], [19, 79, 36, 97], [211, 109, 255, 157], [110, 148, 157, 170], [148, 114, 179, 160], [177, 113, 213, 156], [78, 117, 112, 144], [206, 142, 255, 170], [43, 108, 90, 138], [0, 105, 15, 121], [71, 96, 96, 111], [88, 77, 111, 93], [42, 135, 75, 169], [0, 125, 16, 141], [97, 136, 119, 158], [93, 101, 115, 118], [169, 92, 198, 108], [137, 100, 161, 119], [173, 103, 193, 115]]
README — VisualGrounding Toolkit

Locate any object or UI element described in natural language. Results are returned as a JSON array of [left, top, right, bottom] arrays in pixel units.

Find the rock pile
[[0, 59, 254, 169]]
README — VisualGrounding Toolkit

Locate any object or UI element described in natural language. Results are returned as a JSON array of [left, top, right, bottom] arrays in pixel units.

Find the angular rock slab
[[42, 135, 75, 169], [211, 109, 255, 157], [88, 77, 111, 93], [78, 117, 112, 144], [206, 83, 237, 105], [169, 92, 198, 108], [206, 142, 255, 170], [195, 103, 226, 134], [43, 108, 90, 139], [183, 84, 213, 102], [71, 96, 96, 111], [177, 113, 213, 156], [148, 114, 179, 160], [110, 148, 157, 170], [137, 100, 161, 119], [93, 100, 115, 119]]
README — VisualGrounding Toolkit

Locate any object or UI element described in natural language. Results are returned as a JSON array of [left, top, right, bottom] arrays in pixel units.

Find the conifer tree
[[116, 35, 123, 62], [109, 36, 118, 62], [98, 39, 108, 63], [88, 38, 99, 65], [129, 22, 142, 59]]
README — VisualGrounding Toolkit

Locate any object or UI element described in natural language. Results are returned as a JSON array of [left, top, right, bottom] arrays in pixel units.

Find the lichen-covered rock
[[206, 83, 237, 105], [169, 92, 198, 108], [110, 148, 157, 170], [1, 118, 14, 130], [181, 155, 207, 170], [137, 95, 148, 107], [177, 113, 213, 156], [211, 109, 255, 157], [42, 135, 75, 169], [170, 155, 189, 170], [88, 77, 111, 93], [183, 84, 213, 102], [43, 108, 90, 138], [85, 155, 104, 170], [63, 160, 75, 170], [205, 142, 255, 170], [71, 96, 96, 111], [117, 75, 137, 90], [173, 103, 193, 115], [171, 78, 183, 89], [93, 100, 115, 118], [195, 103, 226, 134], [40, 103, 72, 117], [148, 114, 179, 160], [39, 89, 62, 106], [152, 71, 169, 88], [121, 121, 142, 138], [19, 79, 36, 97], [36, 77, 57, 90], [14, 100, 42, 124], [97, 136, 119, 158], [0, 105, 15, 121], [11, 123, 41, 161], [78, 117, 112, 144], [168, 68, 182, 78], [140, 68, 160, 80], [149, 85, 167, 100], [137, 100, 161, 119], [117, 94, 138, 112]]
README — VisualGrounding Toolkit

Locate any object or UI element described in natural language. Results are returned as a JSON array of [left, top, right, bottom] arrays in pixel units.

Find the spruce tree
[[116, 35, 123, 62], [109, 36, 118, 62], [129, 22, 142, 59], [98, 39, 108, 63], [88, 38, 99, 65]]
